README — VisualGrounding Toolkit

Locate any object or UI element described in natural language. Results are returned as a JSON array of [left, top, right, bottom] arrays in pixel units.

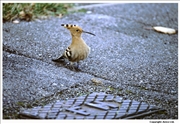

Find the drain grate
[[19, 92, 165, 119]]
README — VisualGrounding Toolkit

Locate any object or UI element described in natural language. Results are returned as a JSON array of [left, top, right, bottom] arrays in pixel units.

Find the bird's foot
[[65, 62, 81, 71]]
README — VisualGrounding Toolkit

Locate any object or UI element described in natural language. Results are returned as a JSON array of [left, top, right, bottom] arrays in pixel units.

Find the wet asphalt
[[3, 3, 178, 119]]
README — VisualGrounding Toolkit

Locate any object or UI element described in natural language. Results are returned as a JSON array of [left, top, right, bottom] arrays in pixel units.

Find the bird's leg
[[76, 61, 80, 69], [74, 61, 81, 71], [64, 61, 71, 66], [65, 62, 81, 71], [65, 62, 74, 70]]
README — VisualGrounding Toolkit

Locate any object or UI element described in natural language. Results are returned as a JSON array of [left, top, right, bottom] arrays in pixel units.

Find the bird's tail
[[52, 55, 65, 62]]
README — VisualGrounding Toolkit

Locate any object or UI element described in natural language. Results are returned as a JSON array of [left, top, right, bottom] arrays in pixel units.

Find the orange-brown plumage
[[52, 24, 95, 70]]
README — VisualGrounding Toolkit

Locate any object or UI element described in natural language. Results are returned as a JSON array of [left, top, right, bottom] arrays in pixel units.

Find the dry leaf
[[58, 14, 63, 18], [153, 26, 176, 34], [91, 78, 103, 85], [19, 11, 25, 18], [39, 16, 48, 20]]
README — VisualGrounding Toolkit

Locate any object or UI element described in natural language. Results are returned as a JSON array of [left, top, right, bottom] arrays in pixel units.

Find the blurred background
[[3, 3, 81, 23]]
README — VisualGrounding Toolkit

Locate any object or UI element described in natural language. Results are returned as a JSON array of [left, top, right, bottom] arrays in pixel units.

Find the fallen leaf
[[153, 26, 176, 34], [19, 11, 26, 19], [91, 78, 103, 85]]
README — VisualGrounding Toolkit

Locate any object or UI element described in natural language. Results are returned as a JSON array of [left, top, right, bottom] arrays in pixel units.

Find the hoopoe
[[52, 24, 95, 70]]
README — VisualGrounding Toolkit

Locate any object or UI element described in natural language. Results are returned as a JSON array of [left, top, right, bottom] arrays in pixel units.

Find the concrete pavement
[[3, 3, 178, 119]]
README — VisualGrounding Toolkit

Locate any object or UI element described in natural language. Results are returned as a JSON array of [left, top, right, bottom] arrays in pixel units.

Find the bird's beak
[[83, 30, 96, 36]]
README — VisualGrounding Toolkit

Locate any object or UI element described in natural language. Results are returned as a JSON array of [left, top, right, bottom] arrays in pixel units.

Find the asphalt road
[[3, 3, 178, 119]]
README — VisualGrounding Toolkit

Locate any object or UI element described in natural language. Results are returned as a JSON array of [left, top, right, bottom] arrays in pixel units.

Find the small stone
[[39, 54, 42, 57], [86, 11, 92, 14], [52, 83, 57, 86], [171, 90, 177, 94], [13, 20, 20, 24], [7, 54, 12, 57]]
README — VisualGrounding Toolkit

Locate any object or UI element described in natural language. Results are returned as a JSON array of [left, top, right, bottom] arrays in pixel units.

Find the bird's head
[[61, 24, 95, 37]]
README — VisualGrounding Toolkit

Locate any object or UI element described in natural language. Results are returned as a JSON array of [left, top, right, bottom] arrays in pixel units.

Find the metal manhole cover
[[19, 92, 165, 119]]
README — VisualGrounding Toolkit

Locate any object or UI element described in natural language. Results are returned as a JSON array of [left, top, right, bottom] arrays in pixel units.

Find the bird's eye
[[76, 30, 79, 32]]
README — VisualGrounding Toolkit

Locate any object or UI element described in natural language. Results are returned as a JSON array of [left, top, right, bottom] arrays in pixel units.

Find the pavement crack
[[3, 46, 47, 63], [3, 46, 32, 59], [80, 70, 115, 82]]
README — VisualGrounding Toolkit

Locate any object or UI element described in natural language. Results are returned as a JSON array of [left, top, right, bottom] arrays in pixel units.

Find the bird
[[52, 24, 95, 70]]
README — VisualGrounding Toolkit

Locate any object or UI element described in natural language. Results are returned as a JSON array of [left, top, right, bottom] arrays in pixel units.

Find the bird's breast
[[69, 43, 90, 62]]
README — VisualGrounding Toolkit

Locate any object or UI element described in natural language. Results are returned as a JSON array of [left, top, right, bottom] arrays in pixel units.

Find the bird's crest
[[61, 24, 95, 36]]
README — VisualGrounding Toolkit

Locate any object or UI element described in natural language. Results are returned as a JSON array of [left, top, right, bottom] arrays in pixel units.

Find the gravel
[[3, 3, 178, 119]]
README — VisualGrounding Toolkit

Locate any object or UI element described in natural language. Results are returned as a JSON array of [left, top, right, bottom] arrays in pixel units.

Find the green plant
[[3, 3, 74, 22]]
